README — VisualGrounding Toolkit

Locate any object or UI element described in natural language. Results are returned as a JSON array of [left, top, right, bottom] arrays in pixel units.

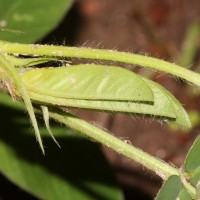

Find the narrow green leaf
[[22, 65, 191, 128], [7, 55, 57, 68], [21, 64, 180, 119], [184, 136, 200, 174], [0, 51, 44, 153], [184, 137, 200, 187], [28, 90, 177, 118], [0, 92, 123, 200], [22, 64, 154, 102], [155, 175, 182, 200], [41, 105, 60, 148], [0, 0, 73, 42]]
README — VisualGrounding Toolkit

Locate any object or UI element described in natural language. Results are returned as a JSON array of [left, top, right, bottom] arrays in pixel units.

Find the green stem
[[48, 109, 196, 197], [1, 41, 200, 87], [0, 40, 197, 197]]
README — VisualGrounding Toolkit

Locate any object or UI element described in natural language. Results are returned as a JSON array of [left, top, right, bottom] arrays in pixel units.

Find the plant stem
[[1, 41, 200, 87], [0, 40, 197, 197], [48, 109, 196, 197]]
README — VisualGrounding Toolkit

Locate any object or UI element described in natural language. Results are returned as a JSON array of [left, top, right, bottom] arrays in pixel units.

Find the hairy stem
[[48, 109, 196, 198], [0, 40, 198, 197], [1, 41, 200, 87]]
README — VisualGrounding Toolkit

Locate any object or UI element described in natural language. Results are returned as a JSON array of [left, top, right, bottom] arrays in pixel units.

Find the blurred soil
[[1, 0, 200, 199]]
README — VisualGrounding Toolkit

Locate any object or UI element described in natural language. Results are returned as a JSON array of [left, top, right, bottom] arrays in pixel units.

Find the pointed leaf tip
[[41, 106, 60, 148]]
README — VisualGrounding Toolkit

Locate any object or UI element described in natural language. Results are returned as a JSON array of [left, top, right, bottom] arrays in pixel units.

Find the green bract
[[21, 64, 191, 129], [22, 64, 154, 102], [0, 51, 44, 153]]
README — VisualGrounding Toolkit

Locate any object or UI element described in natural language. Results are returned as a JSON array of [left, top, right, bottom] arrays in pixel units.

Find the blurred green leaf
[[184, 136, 200, 188], [178, 188, 192, 200], [179, 19, 200, 68], [155, 175, 182, 200], [189, 167, 200, 187], [188, 110, 200, 129], [196, 182, 200, 200], [0, 0, 73, 42], [0, 92, 123, 200], [184, 136, 200, 174]]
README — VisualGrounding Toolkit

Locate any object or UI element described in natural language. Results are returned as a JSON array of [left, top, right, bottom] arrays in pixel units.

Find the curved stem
[[48, 109, 196, 198], [0, 40, 198, 197], [1, 41, 200, 87]]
